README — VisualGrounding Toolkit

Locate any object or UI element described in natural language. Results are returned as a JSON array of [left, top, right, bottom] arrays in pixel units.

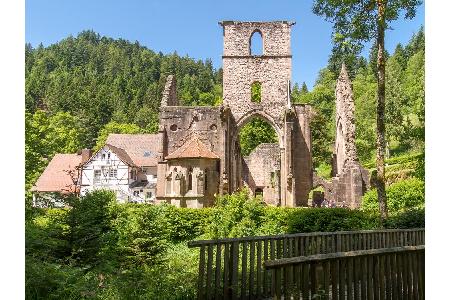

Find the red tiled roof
[[31, 154, 82, 194], [166, 136, 219, 160], [106, 134, 160, 167], [105, 144, 136, 167]]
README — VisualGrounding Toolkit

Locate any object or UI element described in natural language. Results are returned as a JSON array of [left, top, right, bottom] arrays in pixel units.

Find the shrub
[[361, 178, 425, 213], [385, 208, 425, 229], [286, 208, 379, 233], [26, 208, 71, 261], [206, 189, 266, 238], [112, 204, 170, 267], [68, 190, 119, 266], [160, 204, 214, 242]]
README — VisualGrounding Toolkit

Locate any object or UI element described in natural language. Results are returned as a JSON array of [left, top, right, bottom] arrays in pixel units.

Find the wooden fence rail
[[187, 228, 424, 299], [265, 245, 425, 300]]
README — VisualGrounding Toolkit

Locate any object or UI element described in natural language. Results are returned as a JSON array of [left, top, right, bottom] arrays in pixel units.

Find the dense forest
[[25, 27, 424, 189]]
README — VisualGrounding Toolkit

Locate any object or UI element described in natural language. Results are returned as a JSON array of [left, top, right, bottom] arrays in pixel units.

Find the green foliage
[[239, 117, 278, 156], [159, 204, 214, 242], [206, 189, 266, 238], [286, 208, 379, 233], [361, 178, 425, 213], [112, 204, 170, 267], [26, 187, 425, 299], [385, 208, 425, 229], [69, 190, 119, 267], [312, 0, 422, 51], [251, 81, 262, 103], [25, 31, 222, 145], [25, 110, 86, 189]]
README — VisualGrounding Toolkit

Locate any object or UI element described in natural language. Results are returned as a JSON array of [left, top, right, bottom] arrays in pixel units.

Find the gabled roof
[[106, 134, 160, 167], [165, 136, 219, 160], [105, 144, 136, 167], [31, 154, 82, 194]]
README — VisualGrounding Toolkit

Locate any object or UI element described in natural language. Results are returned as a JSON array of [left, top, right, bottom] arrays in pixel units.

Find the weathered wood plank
[[241, 241, 248, 299], [205, 244, 214, 299], [256, 240, 262, 298], [198, 245, 206, 300], [214, 243, 222, 300], [223, 243, 230, 299], [249, 240, 255, 299], [230, 241, 239, 300]]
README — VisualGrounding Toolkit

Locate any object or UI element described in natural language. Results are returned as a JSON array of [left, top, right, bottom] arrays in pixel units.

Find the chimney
[[81, 149, 93, 164]]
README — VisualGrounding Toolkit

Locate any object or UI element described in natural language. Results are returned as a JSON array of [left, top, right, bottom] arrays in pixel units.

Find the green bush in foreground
[[25, 188, 424, 299], [361, 178, 425, 213]]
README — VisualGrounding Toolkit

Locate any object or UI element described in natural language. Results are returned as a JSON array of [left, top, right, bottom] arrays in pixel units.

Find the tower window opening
[[249, 30, 263, 55], [251, 82, 262, 103]]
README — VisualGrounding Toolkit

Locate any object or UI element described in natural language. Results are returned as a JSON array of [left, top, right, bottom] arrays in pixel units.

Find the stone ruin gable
[[219, 21, 295, 128], [242, 143, 281, 206], [158, 106, 224, 158], [309, 64, 370, 208], [291, 104, 314, 206], [160, 75, 178, 106], [333, 64, 358, 175]]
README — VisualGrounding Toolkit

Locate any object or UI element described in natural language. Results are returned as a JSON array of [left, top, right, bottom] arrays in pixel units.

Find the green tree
[[385, 46, 407, 154], [239, 118, 278, 156], [313, 0, 422, 222], [402, 49, 425, 148], [25, 111, 85, 189]]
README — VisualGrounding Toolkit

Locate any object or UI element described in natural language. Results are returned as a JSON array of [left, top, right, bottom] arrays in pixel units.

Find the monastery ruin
[[32, 21, 369, 208]]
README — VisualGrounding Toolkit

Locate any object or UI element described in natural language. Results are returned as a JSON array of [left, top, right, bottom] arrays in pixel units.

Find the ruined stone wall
[[292, 104, 313, 205], [157, 105, 225, 204], [159, 106, 223, 155], [242, 143, 281, 206]]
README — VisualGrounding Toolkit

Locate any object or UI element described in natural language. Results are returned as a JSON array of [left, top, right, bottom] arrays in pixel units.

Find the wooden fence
[[265, 245, 425, 300], [187, 228, 424, 299]]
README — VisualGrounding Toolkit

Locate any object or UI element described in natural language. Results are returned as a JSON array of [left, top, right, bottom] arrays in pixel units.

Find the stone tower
[[219, 21, 313, 207]]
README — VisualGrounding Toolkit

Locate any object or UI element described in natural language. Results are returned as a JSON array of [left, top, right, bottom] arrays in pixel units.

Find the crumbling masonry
[[155, 21, 367, 208]]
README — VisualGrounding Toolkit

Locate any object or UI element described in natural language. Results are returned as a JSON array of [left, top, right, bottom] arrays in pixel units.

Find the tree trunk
[[376, 0, 388, 223]]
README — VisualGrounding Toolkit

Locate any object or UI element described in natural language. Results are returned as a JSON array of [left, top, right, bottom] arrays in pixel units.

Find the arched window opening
[[249, 30, 263, 55], [239, 117, 278, 156], [188, 167, 193, 191], [251, 82, 262, 103]]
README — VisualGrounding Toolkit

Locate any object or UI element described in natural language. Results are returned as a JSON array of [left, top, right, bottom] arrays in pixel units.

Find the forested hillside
[[25, 30, 222, 189], [25, 27, 424, 190], [291, 26, 424, 174]]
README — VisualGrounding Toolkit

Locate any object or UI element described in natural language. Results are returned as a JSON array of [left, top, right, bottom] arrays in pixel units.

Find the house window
[[102, 153, 106, 160], [107, 153, 111, 159], [109, 168, 117, 178], [255, 188, 264, 198], [146, 192, 153, 199], [188, 167, 193, 191], [101, 166, 108, 177], [94, 170, 101, 183]]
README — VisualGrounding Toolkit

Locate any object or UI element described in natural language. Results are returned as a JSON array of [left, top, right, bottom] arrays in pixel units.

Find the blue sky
[[26, 0, 424, 89]]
